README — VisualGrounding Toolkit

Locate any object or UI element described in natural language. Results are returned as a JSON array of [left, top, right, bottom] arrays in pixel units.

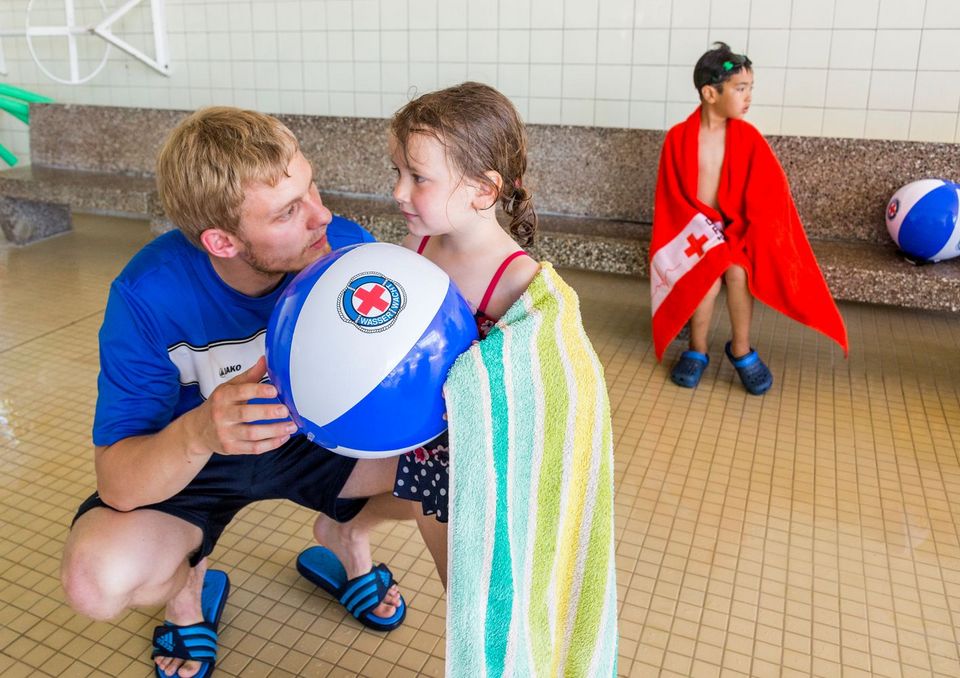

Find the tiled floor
[[1, 214, 959, 677]]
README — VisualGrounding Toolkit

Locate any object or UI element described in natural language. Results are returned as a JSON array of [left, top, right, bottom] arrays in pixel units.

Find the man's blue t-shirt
[[93, 216, 375, 447]]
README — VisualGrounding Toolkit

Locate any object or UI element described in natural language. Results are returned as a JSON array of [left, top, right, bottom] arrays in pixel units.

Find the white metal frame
[[0, 0, 169, 85]]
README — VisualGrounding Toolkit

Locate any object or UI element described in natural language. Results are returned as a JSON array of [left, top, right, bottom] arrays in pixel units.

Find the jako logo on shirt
[[219, 364, 243, 378], [338, 272, 405, 333]]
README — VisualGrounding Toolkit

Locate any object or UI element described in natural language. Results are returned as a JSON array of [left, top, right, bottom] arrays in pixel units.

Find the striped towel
[[444, 263, 618, 678]]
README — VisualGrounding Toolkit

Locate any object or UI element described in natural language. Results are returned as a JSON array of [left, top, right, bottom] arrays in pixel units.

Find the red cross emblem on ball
[[338, 272, 406, 332]]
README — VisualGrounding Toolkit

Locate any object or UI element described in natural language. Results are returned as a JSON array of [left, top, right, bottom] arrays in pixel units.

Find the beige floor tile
[[3, 215, 960, 676]]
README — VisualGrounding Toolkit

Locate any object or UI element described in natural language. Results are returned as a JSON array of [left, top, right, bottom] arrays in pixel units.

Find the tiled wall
[[0, 0, 958, 166]]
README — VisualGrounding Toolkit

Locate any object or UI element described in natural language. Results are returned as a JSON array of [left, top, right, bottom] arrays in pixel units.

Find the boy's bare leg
[[724, 265, 753, 356], [61, 507, 208, 677], [688, 277, 722, 353]]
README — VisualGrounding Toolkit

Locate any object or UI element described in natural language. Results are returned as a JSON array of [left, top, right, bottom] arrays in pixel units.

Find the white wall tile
[[868, 70, 915, 109], [409, 0, 439, 29], [672, 0, 710, 29], [751, 67, 785, 107], [825, 69, 871, 108], [564, 0, 599, 29], [381, 0, 408, 30], [822, 108, 866, 137], [439, 0, 468, 29], [598, 0, 634, 29], [498, 63, 530, 96], [468, 1, 498, 29], [872, 30, 921, 70], [828, 30, 875, 69], [468, 29, 499, 62], [596, 64, 631, 99], [791, 0, 836, 29], [530, 30, 563, 63], [251, 2, 278, 32], [634, 0, 672, 28], [924, 0, 960, 29], [352, 1, 381, 30], [631, 65, 669, 100], [665, 65, 697, 102], [877, 0, 924, 29], [563, 29, 598, 64], [500, 0, 532, 29], [499, 30, 530, 63], [918, 30, 960, 69], [747, 30, 790, 68], [780, 106, 824, 135], [913, 70, 960, 111], [595, 99, 629, 126], [668, 29, 709, 66], [833, 0, 880, 29], [410, 61, 439, 90], [563, 64, 596, 98], [410, 30, 438, 62], [561, 97, 594, 124], [629, 100, 665, 129], [745, 105, 781, 134], [787, 30, 831, 68], [597, 29, 632, 64], [909, 111, 958, 141], [665, 101, 698, 126], [864, 109, 910, 138], [530, 0, 563, 29], [783, 69, 828, 107], [750, 0, 792, 29], [438, 31, 466, 62], [709, 0, 751, 29], [632, 29, 670, 64], [529, 64, 563, 97], [528, 96, 562, 123]]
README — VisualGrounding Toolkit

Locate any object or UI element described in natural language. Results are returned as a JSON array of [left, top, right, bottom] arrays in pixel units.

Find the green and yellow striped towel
[[445, 263, 618, 677]]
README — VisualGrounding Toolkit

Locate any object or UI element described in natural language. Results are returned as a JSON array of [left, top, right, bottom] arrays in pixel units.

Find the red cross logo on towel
[[353, 283, 390, 316], [683, 233, 709, 258]]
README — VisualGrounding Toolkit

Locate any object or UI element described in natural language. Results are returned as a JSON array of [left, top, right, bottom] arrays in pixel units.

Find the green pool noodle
[[0, 83, 53, 104], [0, 142, 17, 167], [0, 96, 29, 125]]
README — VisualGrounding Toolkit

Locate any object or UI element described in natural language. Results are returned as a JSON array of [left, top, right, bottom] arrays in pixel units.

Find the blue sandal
[[670, 350, 709, 388], [725, 341, 773, 395], [297, 546, 406, 632], [152, 569, 229, 678]]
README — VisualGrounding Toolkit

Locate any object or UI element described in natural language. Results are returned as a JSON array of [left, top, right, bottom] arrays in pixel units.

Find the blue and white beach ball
[[266, 242, 478, 459], [885, 179, 960, 263]]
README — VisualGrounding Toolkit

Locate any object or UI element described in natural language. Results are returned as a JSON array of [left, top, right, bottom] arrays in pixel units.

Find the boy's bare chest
[[697, 129, 726, 208]]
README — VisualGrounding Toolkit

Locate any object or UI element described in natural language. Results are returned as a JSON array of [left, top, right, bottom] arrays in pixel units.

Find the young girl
[[388, 83, 618, 672], [388, 82, 541, 583]]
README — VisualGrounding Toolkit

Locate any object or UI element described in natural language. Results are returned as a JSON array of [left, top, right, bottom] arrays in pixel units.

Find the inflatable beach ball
[[266, 242, 478, 459], [885, 179, 960, 263]]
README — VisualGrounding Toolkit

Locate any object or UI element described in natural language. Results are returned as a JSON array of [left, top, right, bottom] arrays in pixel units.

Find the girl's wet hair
[[390, 82, 537, 247]]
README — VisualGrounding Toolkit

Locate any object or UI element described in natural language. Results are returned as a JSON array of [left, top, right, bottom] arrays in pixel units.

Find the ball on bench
[[885, 179, 960, 263], [266, 242, 478, 459]]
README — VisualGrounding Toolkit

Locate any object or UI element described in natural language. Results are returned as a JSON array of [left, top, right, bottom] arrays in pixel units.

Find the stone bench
[[3, 103, 959, 313]]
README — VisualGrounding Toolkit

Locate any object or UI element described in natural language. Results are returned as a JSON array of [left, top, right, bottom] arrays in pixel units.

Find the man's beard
[[236, 236, 308, 276]]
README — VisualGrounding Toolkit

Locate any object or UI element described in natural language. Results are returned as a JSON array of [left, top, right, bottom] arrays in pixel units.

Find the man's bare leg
[[61, 507, 208, 677], [724, 265, 753, 357], [311, 458, 415, 617]]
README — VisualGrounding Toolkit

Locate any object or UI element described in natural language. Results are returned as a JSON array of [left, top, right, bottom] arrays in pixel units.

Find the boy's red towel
[[650, 107, 849, 360]]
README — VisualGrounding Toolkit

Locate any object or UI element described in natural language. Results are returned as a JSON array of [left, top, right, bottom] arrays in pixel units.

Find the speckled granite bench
[[3, 103, 959, 312]]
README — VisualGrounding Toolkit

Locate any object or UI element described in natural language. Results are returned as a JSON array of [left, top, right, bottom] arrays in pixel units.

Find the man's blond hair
[[156, 107, 299, 247]]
